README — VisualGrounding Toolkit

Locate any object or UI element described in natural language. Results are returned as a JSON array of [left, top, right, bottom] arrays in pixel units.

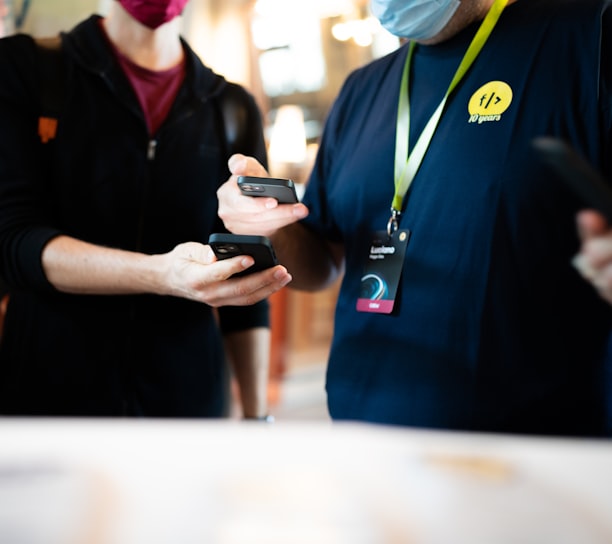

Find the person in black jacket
[[0, 0, 291, 417]]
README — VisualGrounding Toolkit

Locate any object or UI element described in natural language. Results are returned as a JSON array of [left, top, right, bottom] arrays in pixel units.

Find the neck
[[417, 0, 517, 45], [103, 2, 184, 71]]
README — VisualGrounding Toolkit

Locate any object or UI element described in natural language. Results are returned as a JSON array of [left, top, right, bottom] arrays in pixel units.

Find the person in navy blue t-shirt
[[219, 0, 612, 437]]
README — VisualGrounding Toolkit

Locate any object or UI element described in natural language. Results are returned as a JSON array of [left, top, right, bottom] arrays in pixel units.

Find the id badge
[[356, 230, 410, 314]]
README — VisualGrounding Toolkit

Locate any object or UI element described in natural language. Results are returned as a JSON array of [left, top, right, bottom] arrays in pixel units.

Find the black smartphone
[[208, 233, 278, 276], [237, 175, 299, 204], [532, 136, 612, 221]]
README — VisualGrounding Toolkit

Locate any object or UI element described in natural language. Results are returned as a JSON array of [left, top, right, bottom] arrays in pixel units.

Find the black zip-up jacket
[[0, 16, 269, 416]]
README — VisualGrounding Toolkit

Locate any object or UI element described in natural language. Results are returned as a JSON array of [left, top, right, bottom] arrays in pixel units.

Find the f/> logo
[[468, 81, 513, 124]]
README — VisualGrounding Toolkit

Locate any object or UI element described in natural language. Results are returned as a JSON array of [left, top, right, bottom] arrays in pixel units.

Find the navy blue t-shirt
[[301, 0, 612, 436]]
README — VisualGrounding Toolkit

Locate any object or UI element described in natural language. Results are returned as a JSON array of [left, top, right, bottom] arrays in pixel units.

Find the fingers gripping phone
[[208, 233, 278, 276], [237, 176, 299, 204]]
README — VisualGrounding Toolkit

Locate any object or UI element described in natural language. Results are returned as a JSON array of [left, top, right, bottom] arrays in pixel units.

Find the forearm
[[271, 223, 344, 292], [40, 234, 292, 307], [224, 327, 271, 418], [41, 235, 167, 295]]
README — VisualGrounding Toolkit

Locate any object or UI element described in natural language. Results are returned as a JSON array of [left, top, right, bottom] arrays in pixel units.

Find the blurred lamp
[[268, 105, 307, 165]]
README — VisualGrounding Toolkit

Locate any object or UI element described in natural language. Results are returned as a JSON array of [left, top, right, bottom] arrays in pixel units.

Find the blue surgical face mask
[[370, 0, 461, 41]]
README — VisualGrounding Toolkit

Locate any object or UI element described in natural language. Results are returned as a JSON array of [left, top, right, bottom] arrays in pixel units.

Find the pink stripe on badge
[[356, 299, 394, 314]]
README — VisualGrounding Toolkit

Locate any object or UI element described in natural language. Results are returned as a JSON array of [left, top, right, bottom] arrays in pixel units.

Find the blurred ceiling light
[[254, 0, 354, 18], [332, 16, 380, 47]]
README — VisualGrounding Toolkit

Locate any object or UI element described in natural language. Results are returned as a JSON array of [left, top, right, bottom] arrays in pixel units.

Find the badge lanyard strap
[[388, 0, 509, 236]]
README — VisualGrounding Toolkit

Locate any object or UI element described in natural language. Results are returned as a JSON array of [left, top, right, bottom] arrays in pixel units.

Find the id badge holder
[[356, 229, 410, 314]]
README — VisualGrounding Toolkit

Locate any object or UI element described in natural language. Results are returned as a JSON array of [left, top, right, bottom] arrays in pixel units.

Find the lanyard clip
[[387, 208, 401, 237]]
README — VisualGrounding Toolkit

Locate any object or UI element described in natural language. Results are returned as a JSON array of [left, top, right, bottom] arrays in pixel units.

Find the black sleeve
[[216, 82, 271, 333], [218, 300, 270, 334], [218, 81, 269, 168], [0, 34, 63, 292]]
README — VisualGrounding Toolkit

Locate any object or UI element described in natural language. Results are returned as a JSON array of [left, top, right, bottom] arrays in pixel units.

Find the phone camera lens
[[217, 244, 238, 254], [241, 184, 263, 193]]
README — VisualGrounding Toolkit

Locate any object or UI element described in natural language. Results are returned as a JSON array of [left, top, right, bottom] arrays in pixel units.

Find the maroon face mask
[[118, 0, 190, 29]]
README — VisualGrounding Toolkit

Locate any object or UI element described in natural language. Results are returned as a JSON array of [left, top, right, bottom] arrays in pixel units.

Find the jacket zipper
[[122, 138, 157, 415], [136, 138, 157, 249], [147, 139, 157, 160]]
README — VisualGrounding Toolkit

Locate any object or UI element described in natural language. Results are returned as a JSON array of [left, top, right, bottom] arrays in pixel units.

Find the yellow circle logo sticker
[[468, 81, 512, 124]]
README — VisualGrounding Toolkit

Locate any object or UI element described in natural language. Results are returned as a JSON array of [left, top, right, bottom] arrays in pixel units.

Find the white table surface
[[0, 418, 611, 544]]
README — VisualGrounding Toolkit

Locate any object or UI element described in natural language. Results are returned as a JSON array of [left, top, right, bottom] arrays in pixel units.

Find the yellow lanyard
[[388, 0, 509, 236]]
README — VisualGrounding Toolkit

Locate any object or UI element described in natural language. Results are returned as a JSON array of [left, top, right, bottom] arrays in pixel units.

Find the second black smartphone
[[237, 175, 299, 203], [533, 136, 612, 221], [208, 233, 278, 276]]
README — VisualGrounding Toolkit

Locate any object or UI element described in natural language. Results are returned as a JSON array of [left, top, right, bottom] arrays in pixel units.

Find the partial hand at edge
[[573, 210, 612, 305]]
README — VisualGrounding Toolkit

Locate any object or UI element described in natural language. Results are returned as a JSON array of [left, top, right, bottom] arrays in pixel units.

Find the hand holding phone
[[208, 233, 278, 276], [237, 176, 299, 204]]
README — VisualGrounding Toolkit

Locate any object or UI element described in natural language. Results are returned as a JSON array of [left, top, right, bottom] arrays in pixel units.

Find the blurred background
[[0, 0, 400, 419]]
